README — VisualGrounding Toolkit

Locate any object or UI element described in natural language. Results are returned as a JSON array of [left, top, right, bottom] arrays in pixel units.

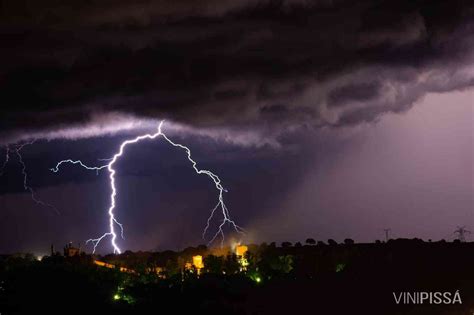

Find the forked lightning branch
[[51, 121, 244, 253]]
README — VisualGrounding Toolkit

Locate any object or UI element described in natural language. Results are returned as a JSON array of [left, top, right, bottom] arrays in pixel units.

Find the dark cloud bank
[[1, 0, 474, 143], [0, 0, 473, 253]]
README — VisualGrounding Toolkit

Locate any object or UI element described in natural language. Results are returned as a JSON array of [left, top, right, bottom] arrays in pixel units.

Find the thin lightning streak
[[52, 120, 244, 253], [158, 123, 245, 246], [15, 140, 59, 215], [0, 145, 10, 176], [203, 202, 221, 240], [50, 159, 108, 175]]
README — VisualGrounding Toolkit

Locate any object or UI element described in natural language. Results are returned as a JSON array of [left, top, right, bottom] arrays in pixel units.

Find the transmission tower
[[454, 226, 471, 242], [383, 228, 391, 242]]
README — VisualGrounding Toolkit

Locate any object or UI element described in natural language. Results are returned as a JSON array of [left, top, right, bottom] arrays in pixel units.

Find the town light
[[192, 255, 204, 269]]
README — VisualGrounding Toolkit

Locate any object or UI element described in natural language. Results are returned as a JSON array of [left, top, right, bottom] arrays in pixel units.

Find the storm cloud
[[1, 0, 474, 143]]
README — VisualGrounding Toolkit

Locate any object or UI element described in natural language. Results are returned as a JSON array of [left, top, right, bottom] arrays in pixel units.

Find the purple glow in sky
[[252, 90, 473, 243], [0, 0, 473, 253]]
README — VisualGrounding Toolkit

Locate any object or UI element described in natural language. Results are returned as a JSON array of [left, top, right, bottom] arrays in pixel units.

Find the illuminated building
[[94, 260, 165, 277], [193, 255, 204, 275], [93, 260, 137, 274], [236, 245, 248, 257], [94, 260, 116, 269], [235, 244, 249, 271], [192, 255, 204, 269], [184, 256, 205, 275]]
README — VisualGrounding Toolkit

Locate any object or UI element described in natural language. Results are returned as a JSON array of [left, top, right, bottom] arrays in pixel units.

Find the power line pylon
[[383, 228, 391, 242], [454, 226, 471, 242]]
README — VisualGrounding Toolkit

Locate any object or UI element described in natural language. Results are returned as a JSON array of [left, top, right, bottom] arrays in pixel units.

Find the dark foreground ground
[[1, 239, 474, 315]]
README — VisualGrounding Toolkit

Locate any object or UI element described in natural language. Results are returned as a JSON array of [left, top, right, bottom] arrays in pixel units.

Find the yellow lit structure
[[94, 260, 165, 277], [236, 245, 248, 257], [235, 245, 249, 271], [183, 255, 205, 275], [94, 260, 116, 269], [192, 255, 204, 269], [93, 260, 136, 274]]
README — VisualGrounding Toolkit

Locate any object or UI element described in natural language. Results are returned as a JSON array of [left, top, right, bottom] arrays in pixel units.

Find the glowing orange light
[[236, 245, 248, 257]]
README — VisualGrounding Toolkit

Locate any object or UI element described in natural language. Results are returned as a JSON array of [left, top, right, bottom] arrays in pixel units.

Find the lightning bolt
[[51, 121, 244, 253], [0, 145, 10, 176], [51, 159, 108, 175], [0, 140, 59, 214]]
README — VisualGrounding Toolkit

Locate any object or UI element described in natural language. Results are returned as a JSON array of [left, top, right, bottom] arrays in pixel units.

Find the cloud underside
[[1, 0, 473, 143]]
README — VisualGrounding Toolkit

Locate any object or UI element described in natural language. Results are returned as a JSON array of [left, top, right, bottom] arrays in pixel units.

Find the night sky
[[0, 0, 472, 254]]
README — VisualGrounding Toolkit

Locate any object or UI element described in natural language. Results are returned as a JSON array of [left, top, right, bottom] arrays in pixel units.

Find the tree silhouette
[[305, 238, 316, 245], [269, 255, 294, 274], [224, 254, 240, 274], [203, 255, 224, 274], [343, 238, 354, 245]]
